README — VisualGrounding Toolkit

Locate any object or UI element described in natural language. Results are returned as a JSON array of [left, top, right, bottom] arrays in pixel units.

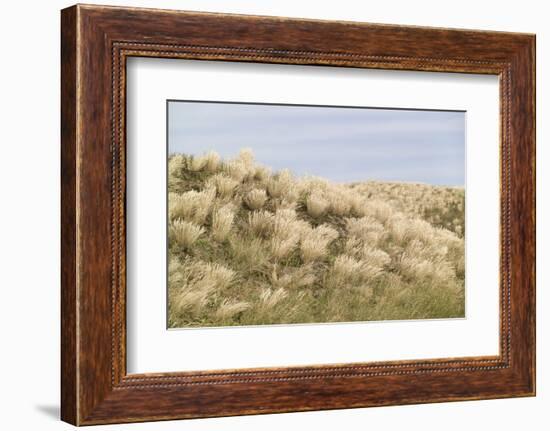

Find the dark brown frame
[[61, 4, 536, 426]]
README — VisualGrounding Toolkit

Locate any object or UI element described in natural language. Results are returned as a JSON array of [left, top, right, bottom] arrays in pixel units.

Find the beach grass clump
[[167, 149, 465, 328]]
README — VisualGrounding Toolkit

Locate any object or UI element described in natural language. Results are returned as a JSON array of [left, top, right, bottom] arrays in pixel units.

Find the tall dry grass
[[167, 150, 465, 328]]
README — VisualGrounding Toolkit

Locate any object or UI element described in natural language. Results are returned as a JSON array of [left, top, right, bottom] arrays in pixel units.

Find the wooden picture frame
[[61, 4, 535, 425]]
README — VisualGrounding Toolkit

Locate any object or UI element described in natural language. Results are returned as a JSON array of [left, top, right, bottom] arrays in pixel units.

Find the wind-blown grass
[[167, 149, 465, 328]]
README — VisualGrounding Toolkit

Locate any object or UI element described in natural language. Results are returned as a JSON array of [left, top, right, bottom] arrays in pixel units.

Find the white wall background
[[0, 1, 545, 429]]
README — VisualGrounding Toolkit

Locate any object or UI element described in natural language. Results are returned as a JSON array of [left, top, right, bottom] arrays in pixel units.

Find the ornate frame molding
[[61, 5, 535, 425]]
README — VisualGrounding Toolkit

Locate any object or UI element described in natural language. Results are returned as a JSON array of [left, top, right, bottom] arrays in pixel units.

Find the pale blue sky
[[168, 101, 465, 186]]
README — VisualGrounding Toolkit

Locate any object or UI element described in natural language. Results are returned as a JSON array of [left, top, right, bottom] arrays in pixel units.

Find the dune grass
[[167, 149, 465, 328]]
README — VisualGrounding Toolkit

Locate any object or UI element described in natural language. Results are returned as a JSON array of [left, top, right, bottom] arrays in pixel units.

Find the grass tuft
[[167, 150, 465, 327]]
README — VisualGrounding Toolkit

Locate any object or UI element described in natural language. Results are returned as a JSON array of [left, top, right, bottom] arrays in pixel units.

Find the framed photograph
[[61, 4, 535, 425]]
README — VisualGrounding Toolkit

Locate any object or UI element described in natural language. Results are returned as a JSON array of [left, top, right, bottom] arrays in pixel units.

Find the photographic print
[[167, 101, 465, 328]]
